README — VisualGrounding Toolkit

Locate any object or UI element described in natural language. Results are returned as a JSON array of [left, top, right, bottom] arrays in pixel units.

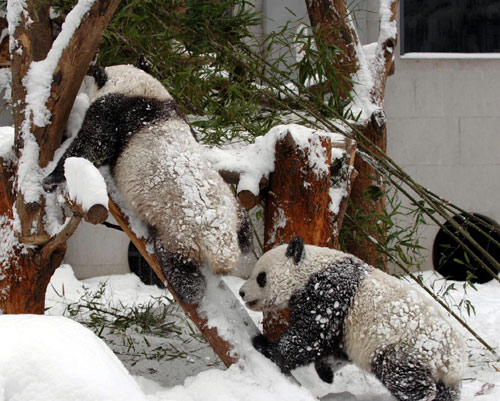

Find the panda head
[[239, 238, 336, 311], [88, 64, 173, 103]]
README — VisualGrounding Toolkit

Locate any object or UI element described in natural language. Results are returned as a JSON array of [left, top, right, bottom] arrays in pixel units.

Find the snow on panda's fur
[[239, 238, 467, 401], [44, 63, 252, 303]]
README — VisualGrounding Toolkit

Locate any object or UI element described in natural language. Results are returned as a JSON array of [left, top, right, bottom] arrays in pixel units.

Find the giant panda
[[44, 63, 252, 303], [239, 238, 467, 401]]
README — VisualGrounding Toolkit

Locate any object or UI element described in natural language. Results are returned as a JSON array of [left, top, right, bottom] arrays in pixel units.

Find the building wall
[[385, 55, 500, 269], [65, 217, 131, 279]]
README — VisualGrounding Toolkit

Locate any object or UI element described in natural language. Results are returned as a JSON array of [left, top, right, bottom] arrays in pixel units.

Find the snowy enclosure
[[0, 265, 498, 400]]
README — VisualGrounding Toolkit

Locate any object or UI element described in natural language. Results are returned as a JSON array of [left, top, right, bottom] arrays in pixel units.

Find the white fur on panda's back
[[113, 118, 240, 273], [89, 65, 173, 102], [344, 268, 467, 386]]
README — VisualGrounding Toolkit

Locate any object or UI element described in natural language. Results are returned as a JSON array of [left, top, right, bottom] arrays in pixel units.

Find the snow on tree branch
[[345, 0, 399, 122], [24, 0, 96, 128], [64, 157, 108, 214], [203, 124, 347, 196]]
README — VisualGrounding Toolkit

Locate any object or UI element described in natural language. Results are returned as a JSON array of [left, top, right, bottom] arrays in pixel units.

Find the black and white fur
[[44, 63, 252, 303], [239, 238, 466, 401]]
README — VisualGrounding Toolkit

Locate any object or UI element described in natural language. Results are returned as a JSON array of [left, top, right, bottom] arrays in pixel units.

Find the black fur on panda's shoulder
[[85, 93, 184, 152], [44, 93, 189, 189], [288, 256, 372, 361]]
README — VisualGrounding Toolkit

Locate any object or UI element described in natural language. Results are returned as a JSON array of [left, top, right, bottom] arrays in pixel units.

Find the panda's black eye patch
[[256, 272, 267, 288]]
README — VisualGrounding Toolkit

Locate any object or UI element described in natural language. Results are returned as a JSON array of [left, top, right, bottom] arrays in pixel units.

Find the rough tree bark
[[0, 0, 120, 314], [305, 0, 399, 269], [262, 132, 356, 341]]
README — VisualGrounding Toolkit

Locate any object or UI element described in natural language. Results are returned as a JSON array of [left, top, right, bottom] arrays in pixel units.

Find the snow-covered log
[[64, 157, 108, 225]]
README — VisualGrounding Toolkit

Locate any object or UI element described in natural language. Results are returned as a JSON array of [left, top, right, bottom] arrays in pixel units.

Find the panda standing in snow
[[239, 238, 467, 401], [44, 62, 252, 304]]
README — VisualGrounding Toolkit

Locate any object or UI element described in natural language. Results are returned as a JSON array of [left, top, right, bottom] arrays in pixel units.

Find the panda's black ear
[[134, 55, 152, 73], [90, 65, 108, 89], [286, 237, 305, 264]]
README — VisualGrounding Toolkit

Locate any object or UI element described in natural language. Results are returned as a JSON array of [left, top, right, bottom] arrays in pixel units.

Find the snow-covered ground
[[0, 265, 498, 401]]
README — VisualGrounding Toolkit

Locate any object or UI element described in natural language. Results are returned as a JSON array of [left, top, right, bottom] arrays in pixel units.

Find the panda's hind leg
[[435, 381, 460, 401], [153, 235, 205, 304], [314, 357, 347, 384], [370, 344, 437, 401]]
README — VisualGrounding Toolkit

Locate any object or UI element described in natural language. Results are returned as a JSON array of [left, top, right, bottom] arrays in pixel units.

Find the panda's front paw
[[252, 334, 275, 358], [314, 359, 334, 384]]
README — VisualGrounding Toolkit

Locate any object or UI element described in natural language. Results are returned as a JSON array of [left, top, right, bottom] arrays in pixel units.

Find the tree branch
[[35, 0, 121, 167], [370, 0, 400, 103], [36, 214, 82, 265], [10, 0, 120, 247]]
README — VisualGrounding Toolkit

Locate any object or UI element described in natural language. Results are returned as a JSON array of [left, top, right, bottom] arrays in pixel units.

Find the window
[[402, 0, 500, 54]]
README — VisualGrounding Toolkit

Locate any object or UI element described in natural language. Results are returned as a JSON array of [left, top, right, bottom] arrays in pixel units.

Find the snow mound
[[0, 314, 147, 401]]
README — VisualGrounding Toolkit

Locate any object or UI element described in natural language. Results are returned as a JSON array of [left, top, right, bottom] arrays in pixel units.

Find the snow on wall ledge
[[203, 124, 346, 195], [64, 157, 108, 212]]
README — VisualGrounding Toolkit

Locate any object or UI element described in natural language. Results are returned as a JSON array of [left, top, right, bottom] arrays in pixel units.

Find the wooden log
[[330, 138, 357, 249], [262, 131, 334, 341], [237, 189, 258, 210], [108, 200, 240, 367], [67, 198, 108, 225], [218, 169, 268, 211], [264, 132, 334, 249]]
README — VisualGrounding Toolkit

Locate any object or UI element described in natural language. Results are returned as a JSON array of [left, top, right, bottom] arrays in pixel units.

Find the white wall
[[65, 217, 131, 279], [385, 54, 500, 269]]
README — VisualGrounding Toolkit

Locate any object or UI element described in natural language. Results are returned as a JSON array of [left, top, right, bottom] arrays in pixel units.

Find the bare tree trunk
[[262, 132, 356, 340], [345, 118, 387, 268], [264, 132, 335, 250], [305, 0, 359, 98], [305, 0, 399, 268], [0, 0, 120, 314]]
